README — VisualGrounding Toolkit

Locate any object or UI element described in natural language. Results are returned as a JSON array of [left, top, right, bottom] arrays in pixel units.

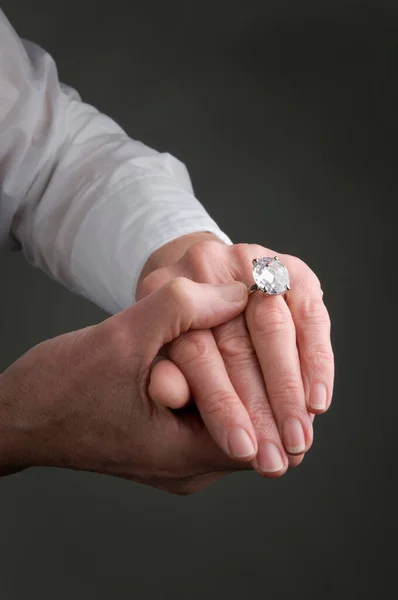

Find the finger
[[283, 257, 334, 414], [289, 455, 304, 468], [245, 293, 313, 456], [129, 277, 258, 462], [287, 407, 315, 467], [149, 353, 287, 475], [152, 400, 254, 476], [166, 327, 258, 463], [212, 313, 289, 478], [130, 277, 249, 357], [122, 402, 253, 492], [148, 356, 191, 409]]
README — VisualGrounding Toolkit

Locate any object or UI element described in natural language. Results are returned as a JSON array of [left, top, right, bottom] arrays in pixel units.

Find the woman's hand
[[137, 238, 334, 477], [0, 278, 253, 494]]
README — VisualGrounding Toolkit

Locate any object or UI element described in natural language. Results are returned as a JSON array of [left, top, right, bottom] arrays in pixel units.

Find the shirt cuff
[[70, 176, 233, 314]]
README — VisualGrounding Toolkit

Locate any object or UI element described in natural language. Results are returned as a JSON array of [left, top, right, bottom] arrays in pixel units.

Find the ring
[[249, 256, 291, 296]]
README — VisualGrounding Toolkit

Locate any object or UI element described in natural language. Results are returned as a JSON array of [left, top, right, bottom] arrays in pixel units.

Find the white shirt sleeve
[[0, 9, 233, 314]]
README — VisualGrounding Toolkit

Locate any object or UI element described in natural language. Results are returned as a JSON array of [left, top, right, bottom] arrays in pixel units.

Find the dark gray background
[[0, 1, 396, 598]]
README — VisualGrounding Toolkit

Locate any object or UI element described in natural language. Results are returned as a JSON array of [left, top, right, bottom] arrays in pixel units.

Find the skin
[[0, 277, 254, 493], [0, 231, 333, 491], [136, 232, 334, 476]]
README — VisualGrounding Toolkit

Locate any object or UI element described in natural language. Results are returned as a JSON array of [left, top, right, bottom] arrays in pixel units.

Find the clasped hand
[[137, 239, 334, 477], [0, 240, 333, 494]]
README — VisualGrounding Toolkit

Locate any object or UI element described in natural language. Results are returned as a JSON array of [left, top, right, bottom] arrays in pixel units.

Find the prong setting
[[251, 256, 290, 296]]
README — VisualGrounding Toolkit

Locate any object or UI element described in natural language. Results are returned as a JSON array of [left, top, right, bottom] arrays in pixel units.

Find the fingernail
[[309, 383, 327, 411], [227, 427, 256, 458], [217, 282, 246, 302], [257, 443, 284, 473], [283, 418, 306, 454]]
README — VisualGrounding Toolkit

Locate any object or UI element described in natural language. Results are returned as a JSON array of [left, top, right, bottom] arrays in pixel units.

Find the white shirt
[[0, 9, 233, 314]]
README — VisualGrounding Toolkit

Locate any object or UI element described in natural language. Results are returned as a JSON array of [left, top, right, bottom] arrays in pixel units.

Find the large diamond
[[253, 257, 290, 295]]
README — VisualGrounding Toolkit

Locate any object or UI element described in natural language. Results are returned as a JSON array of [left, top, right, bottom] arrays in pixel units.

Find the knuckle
[[291, 255, 308, 272], [303, 261, 323, 290], [253, 302, 290, 336], [136, 276, 154, 299], [233, 243, 272, 274], [303, 344, 335, 369], [281, 254, 305, 278], [168, 276, 193, 307], [286, 254, 315, 279], [311, 272, 322, 291], [232, 242, 252, 265], [186, 238, 222, 259], [137, 270, 163, 298], [185, 240, 225, 281], [299, 295, 331, 329], [168, 277, 198, 333], [217, 331, 256, 362], [203, 389, 239, 417], [285, 255, 323, 295], [102, 319, 131, 359], [169, 331, 211, 367], [269, 376, 304, 407]]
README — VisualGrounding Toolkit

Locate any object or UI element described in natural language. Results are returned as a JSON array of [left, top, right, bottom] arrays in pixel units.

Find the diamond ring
[[249, 256, 291, 296]]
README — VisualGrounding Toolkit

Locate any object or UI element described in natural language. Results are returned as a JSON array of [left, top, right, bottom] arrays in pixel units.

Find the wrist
[[137, 231, 225, 291]]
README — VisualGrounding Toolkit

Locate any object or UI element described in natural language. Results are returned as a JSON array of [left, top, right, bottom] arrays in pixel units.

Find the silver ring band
[[249, 284, 260, 295]]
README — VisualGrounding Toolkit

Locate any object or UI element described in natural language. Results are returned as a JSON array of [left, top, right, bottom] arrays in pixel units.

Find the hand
[[137, 237, 334, 477], [0, 277, 252, 494]]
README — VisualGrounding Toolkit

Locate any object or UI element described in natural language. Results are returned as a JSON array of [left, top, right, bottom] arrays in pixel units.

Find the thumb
[[133, 277, 248, 353]]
